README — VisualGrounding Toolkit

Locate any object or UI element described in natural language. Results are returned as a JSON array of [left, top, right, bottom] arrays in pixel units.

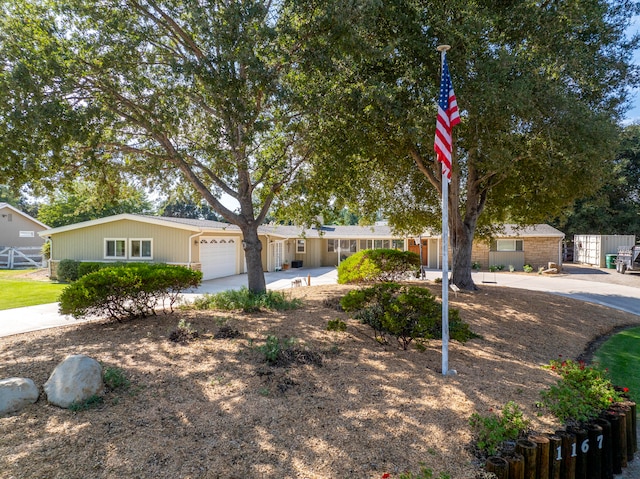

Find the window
[[392, 239, 404, 251], [328, 239, 357, 252], [105, 239, 126, 258], [296, 239, 306, 254], [360, 239, 372, 250], [374, 239, 391, 249], [130, 239, 153, 259], [340, 239, 357, 252], [495, 239, 523, 252]]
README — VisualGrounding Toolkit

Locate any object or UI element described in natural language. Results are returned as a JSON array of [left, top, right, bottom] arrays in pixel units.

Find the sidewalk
[[3, 266, 640, 337], [0, 267, 338, 338]]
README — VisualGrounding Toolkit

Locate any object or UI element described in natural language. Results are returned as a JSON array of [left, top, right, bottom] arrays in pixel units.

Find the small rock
[[44, 355, 103, 408], [0, 377, 39, 415]]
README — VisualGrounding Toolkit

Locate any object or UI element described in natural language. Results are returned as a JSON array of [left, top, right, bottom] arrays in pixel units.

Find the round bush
[[337, 249, 420, 284]]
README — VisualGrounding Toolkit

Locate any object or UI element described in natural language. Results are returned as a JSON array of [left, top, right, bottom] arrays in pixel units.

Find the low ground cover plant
[[337, 249, 420, 284], [538, 357, 623, 425], [341, 283, 477, 349], [469, 401, 531, 456], [193, 287, 302, 312], [168, 319, 200, 343], [59, 263, 202, 320]]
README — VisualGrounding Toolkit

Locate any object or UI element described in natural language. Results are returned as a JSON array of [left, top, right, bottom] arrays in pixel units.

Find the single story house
[[39, 214, 564, 279], [0, 203, 49, 268]]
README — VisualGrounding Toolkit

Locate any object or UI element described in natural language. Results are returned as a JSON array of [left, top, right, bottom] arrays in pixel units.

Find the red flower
[[382, 474, 391, 479], [623, 387, 630, 393], [608, 397, 613, 402]]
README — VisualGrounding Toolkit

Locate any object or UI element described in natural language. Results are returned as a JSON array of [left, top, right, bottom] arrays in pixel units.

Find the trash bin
[[606, 254, 617, 269]]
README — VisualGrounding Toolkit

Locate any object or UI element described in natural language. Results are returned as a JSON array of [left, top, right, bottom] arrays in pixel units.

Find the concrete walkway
[[0, 267, 339, 338], [4, 264, 640, 337]]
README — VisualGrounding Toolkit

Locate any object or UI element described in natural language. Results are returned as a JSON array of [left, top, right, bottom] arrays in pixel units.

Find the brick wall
[[469, 238, 561, 270], [523, 237, 561, 268]]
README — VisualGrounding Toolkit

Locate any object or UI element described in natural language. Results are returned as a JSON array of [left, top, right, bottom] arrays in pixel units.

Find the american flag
[[434, 55, 460, 180]]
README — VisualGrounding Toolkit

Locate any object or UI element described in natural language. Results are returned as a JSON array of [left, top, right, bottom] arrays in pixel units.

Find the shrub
[[103, 366, 130, 391], [337, 249, 420, 284], [169, 319, 200, 343], [538, 358, 623, 425], [193, 287, 302, 312], [258, 335, 297, 364], [326, 318, 347, 332], [523, 264, 534, 273], [57, 259, 80, 282], [59, 263, 202, 321], [341, 283, 477, 349], [469, 401, 531, 456], [76, 261, 127, 279]]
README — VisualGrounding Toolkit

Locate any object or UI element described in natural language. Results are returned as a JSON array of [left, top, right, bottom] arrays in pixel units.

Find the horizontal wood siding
[[0, 207, 46, 248], [50, 220, 195, 263]]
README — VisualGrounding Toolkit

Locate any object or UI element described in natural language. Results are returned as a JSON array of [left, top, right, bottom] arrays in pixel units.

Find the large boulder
[[44, 355, 103, 408], [0, 377, 39, 415]]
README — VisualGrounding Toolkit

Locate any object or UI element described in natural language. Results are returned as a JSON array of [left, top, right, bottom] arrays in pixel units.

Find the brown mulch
[[1, 282, 639, 479]]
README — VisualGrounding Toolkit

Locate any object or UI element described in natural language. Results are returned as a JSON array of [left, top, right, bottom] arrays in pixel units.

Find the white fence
[[0, 247, 45, 269]]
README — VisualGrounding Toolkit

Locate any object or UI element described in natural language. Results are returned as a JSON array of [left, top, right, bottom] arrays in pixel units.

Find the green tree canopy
[[551, 123, 640, 238], [277, 0, 640, 289], [37, 178, 153, 228], [0, 0, 324, 292]]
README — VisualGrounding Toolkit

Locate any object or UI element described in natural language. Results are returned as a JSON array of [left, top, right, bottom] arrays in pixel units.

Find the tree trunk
[[240, 225, 266, 294], [447, 161, 485, 291], [450, 217, 477, 290]]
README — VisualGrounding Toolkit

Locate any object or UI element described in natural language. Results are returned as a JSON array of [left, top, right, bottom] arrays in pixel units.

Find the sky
[[624, 16, 640, 124]]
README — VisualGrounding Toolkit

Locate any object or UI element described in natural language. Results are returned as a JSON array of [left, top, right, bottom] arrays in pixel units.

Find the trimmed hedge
[[59, 263, 202, 321], [341, 282, 477, 349], [337, 249, 420, 284], [55, 260, 127, 282]]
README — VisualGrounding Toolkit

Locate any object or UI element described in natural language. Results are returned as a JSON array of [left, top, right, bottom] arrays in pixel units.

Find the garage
[[199, 236, 238, 280]]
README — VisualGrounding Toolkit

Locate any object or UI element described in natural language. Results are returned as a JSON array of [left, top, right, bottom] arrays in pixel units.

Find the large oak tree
[[0, 0, 320, 293], [280, 0, 640, 289]]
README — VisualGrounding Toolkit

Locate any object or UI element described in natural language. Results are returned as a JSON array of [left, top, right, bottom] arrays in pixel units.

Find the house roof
[[497, 224, 565, 238], [0, 203, 49, 230], [38, 213, 222, 237], [259, 224, 399, 239], [38, 213, 564, 240]]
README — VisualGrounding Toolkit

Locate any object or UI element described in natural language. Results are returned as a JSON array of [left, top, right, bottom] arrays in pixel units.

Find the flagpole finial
[[437, 44, 451, 52]]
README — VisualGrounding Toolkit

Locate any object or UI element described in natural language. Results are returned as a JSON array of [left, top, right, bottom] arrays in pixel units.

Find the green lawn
[[594, 326, 640, 404], [0, 270, 67, 310]]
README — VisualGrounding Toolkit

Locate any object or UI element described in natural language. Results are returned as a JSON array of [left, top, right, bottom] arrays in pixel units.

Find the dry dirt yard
[[1, 281, 639, 479]]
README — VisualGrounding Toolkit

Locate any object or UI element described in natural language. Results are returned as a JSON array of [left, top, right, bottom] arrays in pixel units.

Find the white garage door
[[200, 237, 238, 280]]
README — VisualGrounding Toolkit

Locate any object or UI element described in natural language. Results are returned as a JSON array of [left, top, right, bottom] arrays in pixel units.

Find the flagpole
[[437, 44, 451, 377]]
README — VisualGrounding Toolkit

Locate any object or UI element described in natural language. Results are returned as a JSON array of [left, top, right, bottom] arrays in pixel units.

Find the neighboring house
[[39, 214, 564, 279], [0, 203, 49, 268]]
